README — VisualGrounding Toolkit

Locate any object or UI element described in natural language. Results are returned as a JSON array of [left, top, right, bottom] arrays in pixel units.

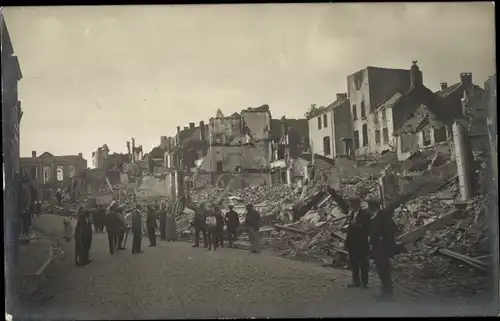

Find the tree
[[304, 104, 327, 119]]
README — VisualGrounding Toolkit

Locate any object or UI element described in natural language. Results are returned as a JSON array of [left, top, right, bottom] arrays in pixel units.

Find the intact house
[[392, 65, 485, 161], [269, 117, 309, 184], [347, 65, 412, 157], [20, 151, 88, 200], [195, 105, 273, 187], [307, 93, 351, 160]]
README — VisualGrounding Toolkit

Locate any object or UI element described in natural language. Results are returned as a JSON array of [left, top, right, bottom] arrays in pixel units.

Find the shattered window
[[57, 166, 64, 181], [67, 165, 75, 178], [375, 130, 381, 144], [43, 166, 51, 184], [383, 128, 389, 143], [362, 124, 368, 147]]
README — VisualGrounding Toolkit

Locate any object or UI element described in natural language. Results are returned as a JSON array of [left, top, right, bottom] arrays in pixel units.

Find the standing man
[[225, 205, 240, 248], [132, 204, 143, 254], [75, 210, 93, 266], [116, 207, 128, 250], [159, 203, 167, 241], [35, 201, 42, 218], [205, 208, 218, 251], [214, 206, 225, 248], [244, 204, 261, 253], [344, 195, 371, 289], [191, 204, 207, 248], [146, 205, 157, 247], [367, 197, 396, 300], [105, 205, 118, 255], [97, 205, 106, 233], [92, 208, 100, 233]]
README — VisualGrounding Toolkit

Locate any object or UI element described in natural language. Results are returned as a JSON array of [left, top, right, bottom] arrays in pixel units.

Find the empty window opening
[[375, 130, 381, 145], [361, 101, 366, 119], [30, 167, 38, 179], [323, 114, 328, 128], [317, 116, 322, 130], [374, 111, 379, 124], [354, 131, 360, 149], [323, 136, 331, 155], [383, 128, 389, 143], [43, 166, 50, 184], [362, 124, 368, 147], [382, 108, 387, 122], [216, 161, 223, 173], [352, 105, 358, 120], [422, 129, 431, 146], [434, 127, 447, 143]]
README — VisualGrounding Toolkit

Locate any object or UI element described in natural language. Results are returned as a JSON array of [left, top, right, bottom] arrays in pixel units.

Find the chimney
[[183, 126, 189, 131], [78, 153, 83, 158], [131, 138, 136, 162], [177, 126, 181, 133], [126, 141, 131, 156], [440, 82, 448, 90], [189, 122, 195, 129], [336, 93, 348, 101], [199, 121, 205, 141], [410, 60, 423, 88], [460, 73, 472, 87], [31, 151, 36, 158]]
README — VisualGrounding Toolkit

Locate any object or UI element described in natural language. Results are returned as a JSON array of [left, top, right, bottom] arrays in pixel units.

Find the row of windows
[[317, 114, 328, 130], [353, 126, 390, 149], [318, 104, 389, 131], [21, 165, 75, 183]]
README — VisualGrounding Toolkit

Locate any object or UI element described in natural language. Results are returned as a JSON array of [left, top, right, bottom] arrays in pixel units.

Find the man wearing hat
[[74, 209, 93, 266], [104, 203, 120, 255], [367, 196, 396, 300], [131, 204, 143, 254], [190, 203, 208, 248], [214, 205, 225, 248], [225, 205, 240, 248], [244, 204, 261, 253], [345, 195, 371, 289]]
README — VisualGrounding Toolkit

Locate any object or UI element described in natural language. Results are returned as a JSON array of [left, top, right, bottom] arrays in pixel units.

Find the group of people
[[20, 200, 43, 236], [327, 185, 404, 301], [189, 203, 261, 253]]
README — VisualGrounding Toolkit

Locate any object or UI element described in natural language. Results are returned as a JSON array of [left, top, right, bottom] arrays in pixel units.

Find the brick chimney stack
[[336, 93, 348, 101], [410, 60, 423, 88], [78, 153, 83, 158], [183, 126, 189, 131], [189, 122, 195, 129], [32, 151, 36, 158], [177, 126, 181, 133], [199, 121, 205, 141], [440, 82, 448, 90]]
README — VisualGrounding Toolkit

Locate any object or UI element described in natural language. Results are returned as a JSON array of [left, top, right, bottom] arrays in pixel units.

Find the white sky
[[3, 3, 495, 165]]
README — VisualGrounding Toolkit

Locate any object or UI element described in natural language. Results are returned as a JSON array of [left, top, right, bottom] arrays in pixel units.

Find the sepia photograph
[[2, 3, 498, 319]]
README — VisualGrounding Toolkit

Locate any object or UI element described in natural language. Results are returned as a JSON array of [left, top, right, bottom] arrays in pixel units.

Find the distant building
[[307, 93, 351, 159], [163, 121, 209, 171], [347, 65, 411, 157], [20, 151, 88, 200]]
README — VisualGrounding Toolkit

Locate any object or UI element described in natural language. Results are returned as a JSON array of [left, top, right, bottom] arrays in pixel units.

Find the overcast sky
[[4, 3, 495, 165]]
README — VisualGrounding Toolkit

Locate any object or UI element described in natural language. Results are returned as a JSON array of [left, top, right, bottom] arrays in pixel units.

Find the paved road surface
[[19, 232, 494, 319]]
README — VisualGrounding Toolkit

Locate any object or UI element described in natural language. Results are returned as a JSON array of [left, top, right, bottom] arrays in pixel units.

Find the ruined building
[[20, 151, 88, 200], [347, 65, 412, 157], [307, 93, 351, 159]]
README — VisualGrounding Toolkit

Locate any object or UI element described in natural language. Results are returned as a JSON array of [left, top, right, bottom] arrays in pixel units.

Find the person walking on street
[[92, 208, 99, 233], [159, 203, 167, 241], [205, 208, 218, 251], [190, 204, 207, 248], [116, 207, 128, 250], [344, 195, 371, 289], [146, 206, 157, 247], [367, 197, 398, 301], [225, 205, 240, 248], [132, 204, 143, 254], [21, 205, 31, 236], [166, 203, 178, 241], [75, 210, 93, 266], [214, 206, 225, 248], [244, 204, 261, 253]]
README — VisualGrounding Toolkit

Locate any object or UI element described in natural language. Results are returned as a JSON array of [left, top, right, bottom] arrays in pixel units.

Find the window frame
[[362, 124, 368, 147]]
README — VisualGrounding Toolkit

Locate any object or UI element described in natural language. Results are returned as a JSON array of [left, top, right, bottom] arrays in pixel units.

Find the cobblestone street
[[16, 233, 493, 319]]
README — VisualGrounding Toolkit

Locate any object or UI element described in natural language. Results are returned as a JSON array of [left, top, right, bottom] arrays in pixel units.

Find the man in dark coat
[[75, 210, 93, 266], [345, 195, 371, 289], [132, 204, 143, 254], [92, 208, 100, 233], [97, 205, 106, 233], [367, 197, 397, 300], [214, 206, 225, 248], [159, 203, 167, 241], [191, 204, 207, 248], [244, 204, 261, 253], [116, 207, 128, 250], [225, 205, 240, 248], [105, 206, 119, 255], [146, 206, 157, 247]]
